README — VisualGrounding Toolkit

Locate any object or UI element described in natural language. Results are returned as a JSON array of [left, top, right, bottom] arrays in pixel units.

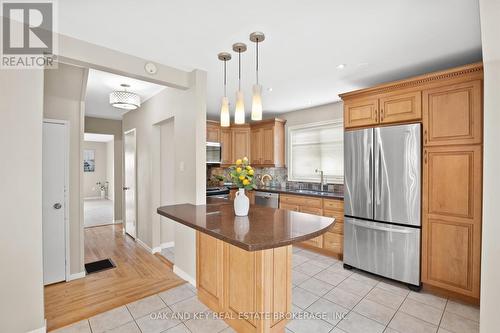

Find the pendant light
[[250, 32, 265, 121], [218, 52, 231, 127], [232, 42, 247, 124]]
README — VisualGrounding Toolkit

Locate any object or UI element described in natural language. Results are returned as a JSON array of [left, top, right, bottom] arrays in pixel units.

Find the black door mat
[[85, 258, 116, 274]]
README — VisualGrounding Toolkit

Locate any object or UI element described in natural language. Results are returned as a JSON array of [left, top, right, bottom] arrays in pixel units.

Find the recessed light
[[267, 87, 273, 92], [336, 64, 346, 70]]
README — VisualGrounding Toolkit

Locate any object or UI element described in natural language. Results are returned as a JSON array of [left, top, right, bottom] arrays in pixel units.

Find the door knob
[[123, 187, 130, 190], [53, 203, 62, 209]]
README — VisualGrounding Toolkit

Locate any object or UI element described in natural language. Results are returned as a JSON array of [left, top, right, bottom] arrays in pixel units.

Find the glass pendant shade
[[251, 84, 263, 121], [234, 90, 245, 124], [220, 96, 230, 127]]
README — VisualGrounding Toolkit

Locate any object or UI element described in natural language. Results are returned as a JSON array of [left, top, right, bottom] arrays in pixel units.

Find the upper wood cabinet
[[344, 98, 379, 128], [231, 126, 251, 162], [423, 80, 482, 146], [220, 128, 232, 165], [250, 119, 286, 167], [379, 91, 422, 124], [344, 91, 422, 129], [422, 145, 482, 299], [207, 121, 221, 142], [215, 119, 285, 167]]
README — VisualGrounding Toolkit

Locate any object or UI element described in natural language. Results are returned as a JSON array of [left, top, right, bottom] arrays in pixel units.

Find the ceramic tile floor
[[53, 247, 480, 333]]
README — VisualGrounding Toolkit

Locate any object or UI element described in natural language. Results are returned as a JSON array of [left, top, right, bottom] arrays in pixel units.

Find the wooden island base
[[196, 231, 292, 333]]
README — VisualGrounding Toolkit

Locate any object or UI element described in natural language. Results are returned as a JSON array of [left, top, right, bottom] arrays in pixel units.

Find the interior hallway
[[84, 198, 114, 227], [44, 224, 185, 331]]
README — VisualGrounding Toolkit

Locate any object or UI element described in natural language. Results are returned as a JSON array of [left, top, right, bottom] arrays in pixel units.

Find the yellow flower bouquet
[[228, 157, 256, 190]]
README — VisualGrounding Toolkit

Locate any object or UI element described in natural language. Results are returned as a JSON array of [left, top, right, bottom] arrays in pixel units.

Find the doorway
[[124, 128, 137, 238], [83, 133, 115, 228], [42, 120, 69, 285]]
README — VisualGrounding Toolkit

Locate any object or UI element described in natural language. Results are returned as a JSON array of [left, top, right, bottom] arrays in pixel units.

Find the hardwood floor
[[44, 224, 185, 331]]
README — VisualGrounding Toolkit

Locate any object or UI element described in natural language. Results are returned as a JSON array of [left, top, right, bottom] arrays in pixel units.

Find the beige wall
[[84, 117, 123, 220], [44, 63, 88, 275], [479, 0, 500, 331], [83, 141, 109, 198], [123, 69, 206, 282], [278, 102, 343, 127], [0, 70, 46, 332]]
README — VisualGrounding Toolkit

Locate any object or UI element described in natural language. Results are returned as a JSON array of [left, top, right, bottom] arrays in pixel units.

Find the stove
[[206, 186, 230, 199]]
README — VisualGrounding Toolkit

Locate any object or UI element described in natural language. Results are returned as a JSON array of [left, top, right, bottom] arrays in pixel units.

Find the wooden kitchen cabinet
[[207, 120, 221, 143], [422, 145, 482, 299], [423, 80, 482, 146], [280, 194, 344, 257], [231, 126, 251, 162], [379, 91, 422, 124], [249, 119, 286, 167], [343, 98, 379, 128], [220, 128, 232, 165]]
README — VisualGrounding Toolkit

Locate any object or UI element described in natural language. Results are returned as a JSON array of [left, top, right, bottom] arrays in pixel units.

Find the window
[[287, 121, 344, 183]]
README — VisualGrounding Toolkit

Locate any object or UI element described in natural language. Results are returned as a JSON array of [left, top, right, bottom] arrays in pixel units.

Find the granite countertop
[[157, 197, 335, 251], [253, 187, 344, 200]]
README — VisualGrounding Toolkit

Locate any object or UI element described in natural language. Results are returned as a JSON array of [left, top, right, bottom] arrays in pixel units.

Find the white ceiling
[[59, 0, 482, 118], [84, 133, 114, 142], [85, 69, 166, 120]]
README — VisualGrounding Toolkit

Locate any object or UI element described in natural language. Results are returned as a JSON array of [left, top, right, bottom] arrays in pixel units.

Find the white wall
[[84, 117, 123, 220], [123, 69, 206, 282], [160, 119, 175, 245], [479, 0, 500, 332], [44, 63, 88, 275], [0, 70, 46, 332], [83, 141, 109, 198]]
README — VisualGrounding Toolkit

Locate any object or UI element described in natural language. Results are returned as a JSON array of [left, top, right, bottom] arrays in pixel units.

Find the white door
[[42, 121, 67, 285], [124, 129, 137, 238]]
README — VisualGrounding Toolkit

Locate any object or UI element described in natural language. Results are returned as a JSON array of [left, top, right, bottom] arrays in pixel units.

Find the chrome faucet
[[315, 169, 326, 190]]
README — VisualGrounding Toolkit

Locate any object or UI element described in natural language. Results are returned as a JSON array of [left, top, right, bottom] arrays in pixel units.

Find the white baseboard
[[27, 320, 46, 333], [173, 265, 196, 287], [67, 271, 86, 281], [84, 196, 101, 200], [160, 241, 175, 249], [151, 241, 174, 254], [114, 219, 123, 224]]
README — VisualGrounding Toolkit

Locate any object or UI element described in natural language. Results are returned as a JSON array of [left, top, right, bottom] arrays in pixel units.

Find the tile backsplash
[[208, 166, 344, 194]]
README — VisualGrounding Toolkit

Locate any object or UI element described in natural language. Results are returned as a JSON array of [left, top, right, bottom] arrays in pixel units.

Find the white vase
[[234, 188, 250, 216]]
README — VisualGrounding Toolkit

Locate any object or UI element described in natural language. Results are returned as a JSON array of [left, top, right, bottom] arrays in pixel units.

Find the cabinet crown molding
[[339, 62, 483, 100]]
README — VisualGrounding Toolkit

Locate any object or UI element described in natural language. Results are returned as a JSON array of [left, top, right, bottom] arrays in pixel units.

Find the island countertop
[[157, 197, 335, 251]]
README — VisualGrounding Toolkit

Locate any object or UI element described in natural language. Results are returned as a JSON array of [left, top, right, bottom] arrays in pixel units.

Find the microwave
[[206, 142, 222, 164]]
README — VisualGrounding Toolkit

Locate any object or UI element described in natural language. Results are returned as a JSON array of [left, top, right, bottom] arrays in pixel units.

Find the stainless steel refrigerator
[[343, 123, 421, 288]]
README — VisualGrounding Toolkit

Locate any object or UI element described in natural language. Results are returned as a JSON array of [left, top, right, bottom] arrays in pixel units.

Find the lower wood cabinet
[[196, 232, 292, 333], [422, 145, 482, 299], [279, 195, 344, 257]]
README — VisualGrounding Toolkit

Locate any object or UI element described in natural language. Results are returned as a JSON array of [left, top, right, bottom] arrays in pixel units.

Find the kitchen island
[[157, 197, 335, 333]]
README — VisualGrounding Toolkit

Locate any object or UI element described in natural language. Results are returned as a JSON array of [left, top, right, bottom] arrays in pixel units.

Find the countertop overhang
[[157, 198, 335, 251]]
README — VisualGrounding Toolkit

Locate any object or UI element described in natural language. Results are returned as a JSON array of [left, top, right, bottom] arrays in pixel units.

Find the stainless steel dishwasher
[[254, 191, 279, 208]]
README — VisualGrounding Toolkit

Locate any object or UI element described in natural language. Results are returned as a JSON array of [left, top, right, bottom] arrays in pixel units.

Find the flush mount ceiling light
[[218, 52, 231, 127], [250, 32, 265, 121], [233, 42, 247, 125], [109, 84, 141, 110]]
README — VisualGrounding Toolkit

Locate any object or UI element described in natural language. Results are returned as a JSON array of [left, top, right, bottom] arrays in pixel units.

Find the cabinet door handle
[[380, 108, 384, 121], [424, 129, 428, 145], [374, 109, 378, 120], [424, 150, 427, 164]]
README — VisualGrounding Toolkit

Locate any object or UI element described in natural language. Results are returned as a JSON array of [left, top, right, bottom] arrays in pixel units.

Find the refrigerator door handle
[[349, 219, 413, 234], [376, 147, 382, 205], [368, 146, 373, 205]]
